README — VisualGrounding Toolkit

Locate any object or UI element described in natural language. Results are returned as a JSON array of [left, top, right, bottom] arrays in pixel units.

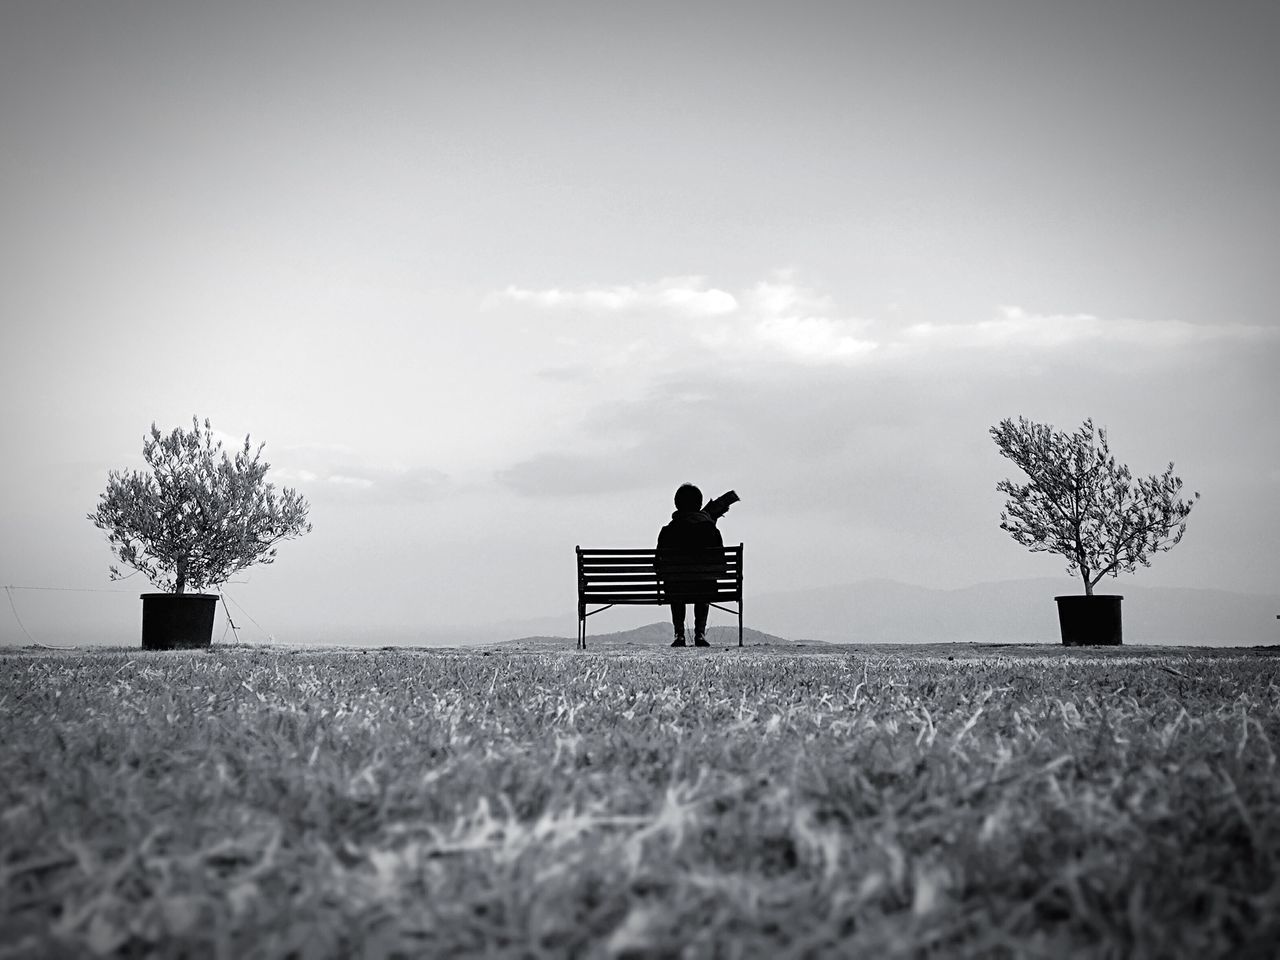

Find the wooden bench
[[575, 544, 744, 649]]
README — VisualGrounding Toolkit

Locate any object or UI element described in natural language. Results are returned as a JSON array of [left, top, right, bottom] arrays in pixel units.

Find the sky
[[2, 0, 1278, 645]]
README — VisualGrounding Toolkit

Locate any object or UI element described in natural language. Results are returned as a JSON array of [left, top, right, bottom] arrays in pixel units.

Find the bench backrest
[[576, 545, 743, 606]]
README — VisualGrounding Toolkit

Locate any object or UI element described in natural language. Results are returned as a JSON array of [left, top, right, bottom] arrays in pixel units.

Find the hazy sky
[[2, 1, 1277, 643]]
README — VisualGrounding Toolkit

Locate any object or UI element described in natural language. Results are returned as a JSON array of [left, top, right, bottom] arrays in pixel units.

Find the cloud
[[488, 276, 738, 318], [692, 278, 880, 366], [743, 278, 834, 316], [496, 451, 654, 497], [274, 446, 450, 504], [491, 273, 1279, 383], [488, 273, 880, 369], [905, 307, 1280, 350], [326, 474, 376, 490], [749, 316, 879, 363]]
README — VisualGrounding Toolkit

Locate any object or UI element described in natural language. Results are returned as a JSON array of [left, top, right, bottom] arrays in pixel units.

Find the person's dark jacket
[[656, 502, 727, 601]]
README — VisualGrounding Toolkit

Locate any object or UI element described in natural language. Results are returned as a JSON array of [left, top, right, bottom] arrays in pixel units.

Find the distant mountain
[[743, 578, 1280, 646]]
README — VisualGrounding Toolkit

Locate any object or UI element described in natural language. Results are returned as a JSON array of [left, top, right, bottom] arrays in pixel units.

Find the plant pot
[[1054, 595, 1123, 646], [140, 593, 218, 650]]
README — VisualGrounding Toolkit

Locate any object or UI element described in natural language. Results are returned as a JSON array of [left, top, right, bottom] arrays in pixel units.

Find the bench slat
[[582, 573, 740, 583], [579, 554, 741, 561], [579, 548, 741, 557], [583, 592, 742, 604], [578, 568, 740, 577], [578, 552, 740, 558], [579, 546, 741, 552], [581, 563, 742, 570], [580, 580, 742, 588], [578, 562, 662, 571], [581, 585, 741, 596]]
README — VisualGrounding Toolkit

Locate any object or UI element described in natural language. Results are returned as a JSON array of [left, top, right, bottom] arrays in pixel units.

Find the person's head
[[674, 483, 703, 511]]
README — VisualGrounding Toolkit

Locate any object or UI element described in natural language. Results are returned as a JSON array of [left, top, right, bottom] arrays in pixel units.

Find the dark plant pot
[[1054, 595, 1123, 646], [140, 593, 217, 650]]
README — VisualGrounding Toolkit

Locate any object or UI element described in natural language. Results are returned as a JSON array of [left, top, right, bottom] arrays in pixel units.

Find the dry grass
[[2, 644, 1278, 958]]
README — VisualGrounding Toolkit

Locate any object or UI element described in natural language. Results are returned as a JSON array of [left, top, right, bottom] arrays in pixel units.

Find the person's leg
[[670, 602, 687, 646], [693, 602, 710, 645]]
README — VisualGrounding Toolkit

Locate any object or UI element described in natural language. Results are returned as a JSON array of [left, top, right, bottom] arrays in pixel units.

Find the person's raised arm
[[703, 490, 740, 521]]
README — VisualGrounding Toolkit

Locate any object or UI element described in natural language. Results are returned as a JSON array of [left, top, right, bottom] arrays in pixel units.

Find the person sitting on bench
[[656, 483, 739, 648]]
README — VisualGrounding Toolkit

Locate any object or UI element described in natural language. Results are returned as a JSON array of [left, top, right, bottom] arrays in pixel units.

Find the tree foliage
[[990, 417, 1198, 595], [89, 417, 312, 594]]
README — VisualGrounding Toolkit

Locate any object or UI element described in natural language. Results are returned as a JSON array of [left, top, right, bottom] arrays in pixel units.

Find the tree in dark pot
[[990, 417, 1198, 645], [89, 417, 312, 649]]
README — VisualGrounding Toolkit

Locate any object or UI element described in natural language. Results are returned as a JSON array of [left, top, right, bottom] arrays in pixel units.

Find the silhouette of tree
[[90, 417, 311, 594], [991, 417, 1198, 595]]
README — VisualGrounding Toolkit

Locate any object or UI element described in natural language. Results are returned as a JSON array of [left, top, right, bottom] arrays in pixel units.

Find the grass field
[[2, 641, 1278, 958]]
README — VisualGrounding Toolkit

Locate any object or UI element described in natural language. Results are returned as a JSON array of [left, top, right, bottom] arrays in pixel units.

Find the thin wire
[[4, 586, 37, 644], [3, 585, 135, 593], [218, 592, 242, 644], [220, 590, 271, 640]]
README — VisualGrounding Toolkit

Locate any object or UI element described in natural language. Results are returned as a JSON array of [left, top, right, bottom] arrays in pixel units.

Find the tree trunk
[[175, 556, 187, 595]]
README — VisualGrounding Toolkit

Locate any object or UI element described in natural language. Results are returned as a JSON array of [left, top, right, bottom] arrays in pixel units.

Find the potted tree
[[89, 417, 312, 649], [990, 416, 1199, 645]]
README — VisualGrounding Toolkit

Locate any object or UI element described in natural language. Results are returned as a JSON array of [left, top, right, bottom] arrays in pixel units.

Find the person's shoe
[[694, 633, 710, 647], [671, 635, 687, 647]]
